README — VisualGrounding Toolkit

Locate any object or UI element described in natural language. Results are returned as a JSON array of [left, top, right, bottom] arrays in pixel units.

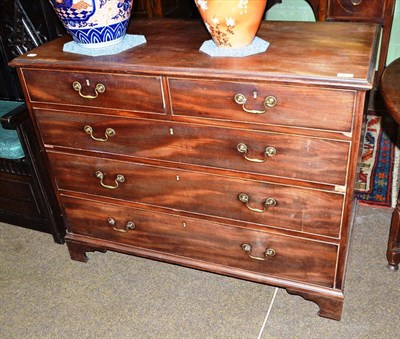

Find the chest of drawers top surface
[[11, 19, 378, 88]]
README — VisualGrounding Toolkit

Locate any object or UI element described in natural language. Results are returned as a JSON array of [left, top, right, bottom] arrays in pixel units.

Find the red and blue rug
[[355, 111, 399, 207]]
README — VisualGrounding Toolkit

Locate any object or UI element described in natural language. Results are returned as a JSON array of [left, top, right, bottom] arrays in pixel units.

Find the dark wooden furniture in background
[[0, 0, 63, 101], [0, 103, 65, 243], [268, 0, 396, 85], [12, 19, 379, 320], [380, 57, 400, 271], [132, 0, 196, 18]]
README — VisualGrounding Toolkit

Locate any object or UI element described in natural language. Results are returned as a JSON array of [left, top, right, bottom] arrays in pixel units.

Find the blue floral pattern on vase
[[48, 0, 133, 47], [49, 0, 97, 27]]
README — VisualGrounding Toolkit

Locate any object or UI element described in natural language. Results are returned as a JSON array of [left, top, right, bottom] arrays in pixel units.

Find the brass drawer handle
[[72, 81, 105, 99], [234, 93, 277, 114], [237, 143, 277, 163], [95, 171, 125, 189], [351, 0, 362, 5], [241, 243, 276, 261], [238, 193, 277, 213], [107, 218, 136, 233], [84, 125, 115, 142]]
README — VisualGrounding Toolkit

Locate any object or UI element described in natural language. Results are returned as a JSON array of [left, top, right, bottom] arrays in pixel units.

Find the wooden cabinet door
[[132, 0, 150, 17], [132, 0, 195, 18]]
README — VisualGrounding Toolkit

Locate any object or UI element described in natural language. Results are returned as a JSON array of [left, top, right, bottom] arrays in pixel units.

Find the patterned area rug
[[355, 111, 399, 207]]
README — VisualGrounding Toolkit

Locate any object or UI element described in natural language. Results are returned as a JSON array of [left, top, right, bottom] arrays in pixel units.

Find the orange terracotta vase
[[195, 0, 267, 48]]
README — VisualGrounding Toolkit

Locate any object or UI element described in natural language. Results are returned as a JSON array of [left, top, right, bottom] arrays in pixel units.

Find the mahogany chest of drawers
[[11, 19, 379, 320]]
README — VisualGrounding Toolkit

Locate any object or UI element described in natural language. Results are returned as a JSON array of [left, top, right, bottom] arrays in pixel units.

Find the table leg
[[387, 197, 400, 271]]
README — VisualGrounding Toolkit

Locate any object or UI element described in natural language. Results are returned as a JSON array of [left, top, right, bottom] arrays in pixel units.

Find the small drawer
[[49, 152, 344, 238], [169, 78, 356, 132], [62, 195, 338, 287], [35, 109, 350, 185], [22, 69, 165, 114], [327, 0, 386, 22]]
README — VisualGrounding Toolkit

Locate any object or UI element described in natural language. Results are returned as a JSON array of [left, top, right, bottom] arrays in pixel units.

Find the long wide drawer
[[168, 78, 356, 132], [62, 195, 338, 287], [22, 69, 165, 114], [35, 109, 350, 186], [48, 152, 344, 238]]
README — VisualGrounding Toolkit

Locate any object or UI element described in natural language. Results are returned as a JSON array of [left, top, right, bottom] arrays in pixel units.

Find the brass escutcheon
[[234, 92, 277, 114], [241, 243, 276, 261], [237, 143, 277, 163], [95, 171, 125, 189], [84, 125, 115, 142], [351, 0, 363, 5], [107, 217, 136, 233], [238, 193, 277, 213], [72, 81, 105, 99]]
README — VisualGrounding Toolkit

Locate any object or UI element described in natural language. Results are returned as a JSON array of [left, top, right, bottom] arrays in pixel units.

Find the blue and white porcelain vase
[[49, 0, 134, 48]]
